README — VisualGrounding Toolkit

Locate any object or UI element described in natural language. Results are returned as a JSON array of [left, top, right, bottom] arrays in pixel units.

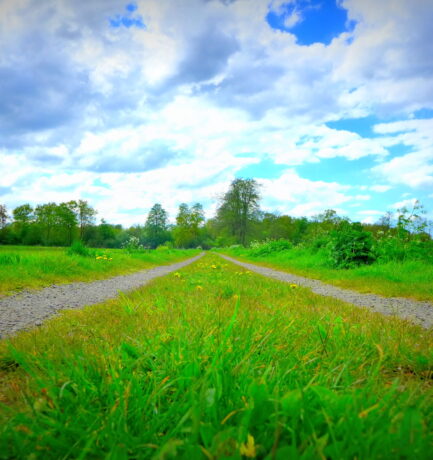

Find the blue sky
[[0, 0, 432, 225]]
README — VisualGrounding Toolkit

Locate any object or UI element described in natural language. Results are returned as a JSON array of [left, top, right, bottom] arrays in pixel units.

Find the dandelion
[[196, 285, 203, 290], [211, 264, 217, 269], [174, 272, 181, 278], [290, 284, 298, 289], [239, 434, 256, 458]]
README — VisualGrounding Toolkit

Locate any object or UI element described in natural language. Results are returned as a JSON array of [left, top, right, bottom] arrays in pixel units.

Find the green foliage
[[0, 245, 198, 295], [249, 238, 293, 256], [121, 236, 143, 253], [144, 203, 170, 249], [174, 203, 205, 248], [327, 222, 376, 268], [66, 240, 93, 257], [216, 178, 261, 245]]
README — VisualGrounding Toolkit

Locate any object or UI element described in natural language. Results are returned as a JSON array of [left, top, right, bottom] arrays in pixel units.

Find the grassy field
[[0, 245, 199, 296], [1, 254, 432, 458], [220, 247, 433, 302]]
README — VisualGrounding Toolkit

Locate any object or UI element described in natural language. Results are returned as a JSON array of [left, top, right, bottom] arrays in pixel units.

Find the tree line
[[0, 179, 431, 251]]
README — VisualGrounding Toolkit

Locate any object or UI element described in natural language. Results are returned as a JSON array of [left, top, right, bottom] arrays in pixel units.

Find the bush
[[156, 245, 170, 251], [249, 239, 293, 257], [122, 236, 143, 253], [375, 234, 433, 263], [328, 222, 376, 268], [67, 240, 93, 257]]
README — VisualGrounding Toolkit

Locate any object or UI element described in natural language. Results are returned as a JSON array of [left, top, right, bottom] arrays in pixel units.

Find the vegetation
[[1, 183, 432, 303], [1, 254, 432, 458], [0, 246, 198, 296], [222, 243, 433, 302], [215, 178, 261, 246]]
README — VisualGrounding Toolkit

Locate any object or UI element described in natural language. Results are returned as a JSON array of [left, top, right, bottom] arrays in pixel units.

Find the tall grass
[[222, 246, 433, 302], [0, 245, 199, 296], [1, 255, 432, 458]]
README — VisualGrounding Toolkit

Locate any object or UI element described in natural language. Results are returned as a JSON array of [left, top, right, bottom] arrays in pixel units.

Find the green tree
[[13, 204, 33, 224], [174, 203, 205, 248], [56, 202, 78, 245], [35, 203, 58, 244], [12, 204, 34, 243], [75, 200, 97, 239], [216, 178, 261, 246], [145, 203, 170, 248]]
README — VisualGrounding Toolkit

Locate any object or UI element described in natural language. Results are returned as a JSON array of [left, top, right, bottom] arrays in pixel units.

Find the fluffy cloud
[[0, 0, 432, 223], [371, 118, 433, 188]]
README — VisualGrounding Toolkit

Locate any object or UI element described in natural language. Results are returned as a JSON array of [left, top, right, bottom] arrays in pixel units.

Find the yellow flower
[[211, 264, 217, 269], [239, 434, 256, 458], [96, 256, 103, 259], [174, 272, 181, 277], [196, 285, 203, 290], [290, 284, 298, 289]]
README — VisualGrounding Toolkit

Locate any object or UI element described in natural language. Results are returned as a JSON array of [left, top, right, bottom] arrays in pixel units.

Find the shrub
[[67, 240, 92, 257], [328, 222, 376, 268], [156, 245, 170, 251], [249, 239, 293, 257], [121, 236, 143, 253]]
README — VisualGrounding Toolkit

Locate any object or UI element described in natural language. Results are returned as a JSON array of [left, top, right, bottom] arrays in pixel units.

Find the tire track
[[218, 253, 433, 329]]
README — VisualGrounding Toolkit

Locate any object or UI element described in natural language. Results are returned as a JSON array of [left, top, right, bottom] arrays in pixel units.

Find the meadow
[[1, 254, 432, 458], [0, 245, 198, 296], [221, 245, 433, 302]]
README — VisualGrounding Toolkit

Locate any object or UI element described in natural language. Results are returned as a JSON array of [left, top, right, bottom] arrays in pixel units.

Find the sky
[[1, 0, 433, 226]]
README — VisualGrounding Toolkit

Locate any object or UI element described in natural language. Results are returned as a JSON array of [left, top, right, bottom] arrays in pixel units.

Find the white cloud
[[371, 119, 433, 188], [1, 0, 432, 224]]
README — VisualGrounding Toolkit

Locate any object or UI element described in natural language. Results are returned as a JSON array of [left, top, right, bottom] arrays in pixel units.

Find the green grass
[[220, 247, 433, 302], [1, 254, 432, 458], [0, 245, 199, 296]]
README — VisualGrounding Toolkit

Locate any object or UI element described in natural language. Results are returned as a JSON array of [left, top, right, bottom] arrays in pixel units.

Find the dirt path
[[0, 253, 205, 338], [218, 254, 433, 329]]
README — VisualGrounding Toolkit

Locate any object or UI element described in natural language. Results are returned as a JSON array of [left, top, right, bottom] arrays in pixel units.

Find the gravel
[[0, 253, 205, 338], [218, 254, 433, 329]]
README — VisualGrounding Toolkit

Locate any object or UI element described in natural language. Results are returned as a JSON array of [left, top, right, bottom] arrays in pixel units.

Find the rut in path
[[0, 253, 205, 338], [218, 253, 433, 329]]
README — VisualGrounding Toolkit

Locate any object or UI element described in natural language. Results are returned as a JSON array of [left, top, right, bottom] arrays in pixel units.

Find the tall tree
[[56, 202, 78, 245], [12, 204, 34, 242], [35, 203, 58, 244], [216, 178, 261, 245], [145, 203, 169, 248], [174, 203, 204, 248], [0, 204, 8, 228], [72, 200, 97, 239], [13, 204, 34, 224]]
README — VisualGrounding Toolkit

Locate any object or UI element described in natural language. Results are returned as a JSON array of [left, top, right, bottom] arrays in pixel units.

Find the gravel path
[[218, 254, 433, 329], [0, 253, 205, 338]]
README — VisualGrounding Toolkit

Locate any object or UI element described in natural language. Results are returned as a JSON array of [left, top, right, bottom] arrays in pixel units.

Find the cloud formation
[[0, 0, 432, 224]]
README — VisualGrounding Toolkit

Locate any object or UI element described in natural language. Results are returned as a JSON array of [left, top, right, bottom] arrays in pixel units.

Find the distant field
[[1, 254, 432, 458], [0, 245, 199, 296], [220, 247, 433, 302]]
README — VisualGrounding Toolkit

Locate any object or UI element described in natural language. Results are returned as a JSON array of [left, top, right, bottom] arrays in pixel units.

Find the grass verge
[[219, 247, 433, 302], [0, 245, 199, 296], [1, 254, 432, 458]]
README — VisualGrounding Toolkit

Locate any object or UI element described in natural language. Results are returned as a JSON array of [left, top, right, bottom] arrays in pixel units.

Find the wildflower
[[96, 256, 103, 260], [174, 272, 181, 278], [239, 434, 256, 458], [290, 284, 298, 289], [196, 285, 203, 290], [211, 264, 217, 269]]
